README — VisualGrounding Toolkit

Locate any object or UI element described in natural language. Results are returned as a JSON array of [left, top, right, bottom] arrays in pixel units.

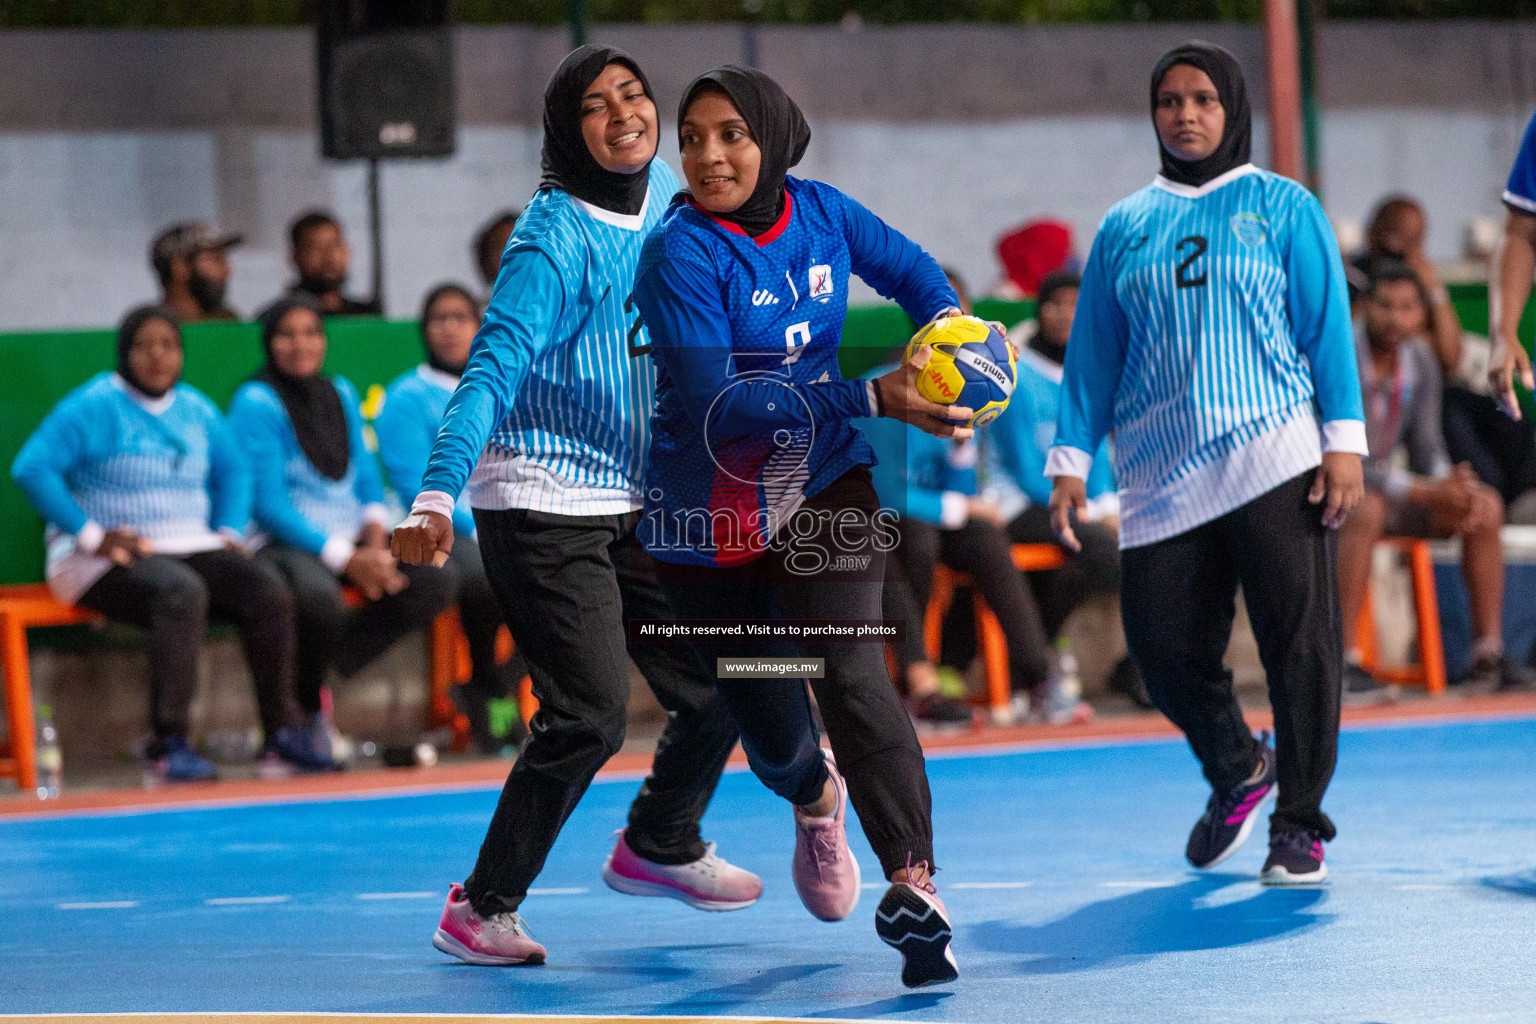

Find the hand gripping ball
[[905, 315, 1017, 428]]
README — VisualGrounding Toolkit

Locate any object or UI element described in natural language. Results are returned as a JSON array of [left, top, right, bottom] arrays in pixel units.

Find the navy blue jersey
[[632, 176, 956, 566]]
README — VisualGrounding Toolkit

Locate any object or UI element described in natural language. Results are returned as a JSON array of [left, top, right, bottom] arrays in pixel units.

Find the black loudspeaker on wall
[[318, 0, 456, 160]]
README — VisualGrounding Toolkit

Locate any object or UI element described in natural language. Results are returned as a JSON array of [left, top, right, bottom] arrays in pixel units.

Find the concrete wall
[[0, 21, 1533, 329]]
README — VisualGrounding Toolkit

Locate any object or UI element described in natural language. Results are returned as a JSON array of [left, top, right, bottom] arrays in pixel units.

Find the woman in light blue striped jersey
[[1047, 42, 1367, 886], [228, 298, 456, 753], [375, 283, 530, 755], [11, 306, 330, 781], [391, 46, 750, 967]]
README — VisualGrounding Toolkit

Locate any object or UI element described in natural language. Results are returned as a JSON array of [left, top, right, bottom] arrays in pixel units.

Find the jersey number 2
[[624, 293, 649, 357], [1175, 236, 1208, 289]]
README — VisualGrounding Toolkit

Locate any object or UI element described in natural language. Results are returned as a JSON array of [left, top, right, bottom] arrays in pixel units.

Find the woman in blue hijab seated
[[11, 306, 330, 781], [228, 298, 456, 753]]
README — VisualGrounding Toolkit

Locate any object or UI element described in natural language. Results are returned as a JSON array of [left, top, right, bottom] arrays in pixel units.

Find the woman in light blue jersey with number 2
[[1047, 42, 1366, 886]]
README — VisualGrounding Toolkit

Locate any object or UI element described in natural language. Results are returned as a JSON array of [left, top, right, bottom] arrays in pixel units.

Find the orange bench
[[921, 543, 1067, 719], [1354, 537, 1447, 695], [0, 582, 533, 796]]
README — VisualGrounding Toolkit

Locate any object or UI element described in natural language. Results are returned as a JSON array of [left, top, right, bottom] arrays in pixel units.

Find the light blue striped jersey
[[10, 372, 249, 601], [1050, 164, 1366, 548], [420, 161, 680, 516], [227, 376, 385, 555]]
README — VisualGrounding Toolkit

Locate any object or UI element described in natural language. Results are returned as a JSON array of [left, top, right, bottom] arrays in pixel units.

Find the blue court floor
[[2, 715, 1534, 1023]]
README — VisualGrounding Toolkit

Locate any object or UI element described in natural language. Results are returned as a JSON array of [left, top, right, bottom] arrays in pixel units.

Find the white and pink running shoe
[[432, 883, 547, 966], [792, 751, 861, 922], [601, 829, 762, 911]]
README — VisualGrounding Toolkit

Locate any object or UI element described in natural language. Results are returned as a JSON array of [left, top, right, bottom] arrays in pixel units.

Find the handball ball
[[905, 315, 1017, 428]]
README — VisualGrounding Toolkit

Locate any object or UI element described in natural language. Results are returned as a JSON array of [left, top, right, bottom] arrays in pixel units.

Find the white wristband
[[1044, 446, 1094, 480], [939, 491, 970, 529], [1321, 420, 1369, 456], [320, 534, 357, 574], [362, 502, 391, 527], [76, 521, 105, 556], [412, 490, 458, 521]]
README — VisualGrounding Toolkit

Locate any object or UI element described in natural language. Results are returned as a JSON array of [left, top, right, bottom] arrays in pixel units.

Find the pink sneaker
[[601, 830, 762, 911], [792, 751, 861, 922], [431, 883, 547, 965]]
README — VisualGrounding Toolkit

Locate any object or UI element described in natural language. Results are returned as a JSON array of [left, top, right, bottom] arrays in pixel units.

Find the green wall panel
[[0, 288, 1525, 585]]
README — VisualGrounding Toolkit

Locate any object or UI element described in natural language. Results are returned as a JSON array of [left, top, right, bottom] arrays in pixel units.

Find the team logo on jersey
[[1231, 212, 1270, 249], [809, 265, 834, 300], [752, 289, 779, 306]]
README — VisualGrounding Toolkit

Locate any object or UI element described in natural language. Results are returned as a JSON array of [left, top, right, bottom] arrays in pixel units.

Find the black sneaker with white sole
[[1463, 653, 1536, 693], [875, 877, 959, 989], [1342, 663, 1400, 706], [1185, 736, 1277, 869], [1260, 828, 1327, 884]]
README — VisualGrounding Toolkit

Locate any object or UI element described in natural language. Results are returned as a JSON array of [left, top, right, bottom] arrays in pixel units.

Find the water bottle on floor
[[36, 704, 61, 800]]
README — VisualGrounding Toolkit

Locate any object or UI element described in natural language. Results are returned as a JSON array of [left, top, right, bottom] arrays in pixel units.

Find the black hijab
[[116, 305, 181, 399], [419, 282, 481, 377], [679, 66, 811, 238], [256, 296, 350, 481], [1150, 41, 1252, 188], [538, 45, 654, 216]]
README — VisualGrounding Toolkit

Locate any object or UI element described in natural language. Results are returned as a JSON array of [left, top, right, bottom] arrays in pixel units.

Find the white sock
[[1473, 636, 1504, 663]]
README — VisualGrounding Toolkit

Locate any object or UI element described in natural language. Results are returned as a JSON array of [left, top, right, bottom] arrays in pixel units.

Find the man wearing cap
[[151, 222, 243, 323]]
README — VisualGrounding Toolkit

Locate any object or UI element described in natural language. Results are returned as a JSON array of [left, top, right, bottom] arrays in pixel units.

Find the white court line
[[356, 891, 437, 900], [57, 900, 139, 910], [205, 895, 291, 906], [860, 882, 884, 890], [1100, 880, 1180, 889], [952, 881, 1033, 890], [525, 887, 588, 896], [1395, 883, 1458, 890]]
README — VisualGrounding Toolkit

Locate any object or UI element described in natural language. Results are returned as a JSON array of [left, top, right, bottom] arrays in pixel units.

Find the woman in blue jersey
[[376, 283, 529, 754], [229, 298, 457, 749], [1047, 43, 1367, 885], [390, 46, 753, 968], [632, 66, 971, 988], [10, 306, 329, 781]]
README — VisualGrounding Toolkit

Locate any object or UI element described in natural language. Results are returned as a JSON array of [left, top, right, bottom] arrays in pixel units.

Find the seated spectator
[[10, 306, 330, 781], [229, 298, 456, 751], [1350, 197, 1536, 522], [150, 222, 242, 323], [1346, 197, 1462, 368], [472, 210, 520, 296], [990, 270, 1150, 708], [259, 210, 382, 320], [861, 347, 1087, 727], [1338, 263, 1536, 697], [375, 284, 529, 753]]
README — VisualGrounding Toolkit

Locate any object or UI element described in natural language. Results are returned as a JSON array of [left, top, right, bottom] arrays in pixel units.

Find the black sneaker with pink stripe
[[1260, 828, 1328, 885], [1184, 736, 1277, 869]]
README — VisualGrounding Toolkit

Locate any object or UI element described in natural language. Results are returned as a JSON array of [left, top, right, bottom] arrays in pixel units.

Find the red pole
[[1264, 0, 1305, 181]]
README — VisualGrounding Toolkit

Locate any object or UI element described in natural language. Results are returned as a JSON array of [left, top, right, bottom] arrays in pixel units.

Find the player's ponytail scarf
[[255, 296, 351, 482], [539, 44, 655, 217], [1150, 41, 1253, 188], [116, 304, 182, 399], [678, 65, 811, 239]]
